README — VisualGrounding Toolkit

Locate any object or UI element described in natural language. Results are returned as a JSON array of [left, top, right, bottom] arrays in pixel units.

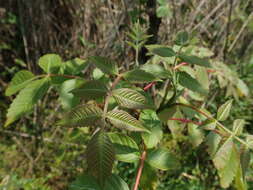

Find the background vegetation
[[0, 0, 253, 189]]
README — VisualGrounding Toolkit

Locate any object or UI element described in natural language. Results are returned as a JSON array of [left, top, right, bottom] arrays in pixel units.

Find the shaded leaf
[[89, 56, 118, 75], [108, 132, 140, 163], [106, 110, 149, 132], [217, 100, 233, 121], [179, 54, 211, 67], [5, 78, 50, 126], [140, 110, 163, 149], [147, 148, 180, 171], [71, 80, 108, 100], [69, 174, 101, 190], [140, 163, 158, 190], [5, 70, 35, 96], [86, 131, 115, 186], [112, 88, 151, 109], [147, 45, 176, 57], [123, 69, 157, 83], [58, 104, 103, 127], [38, 54, 62, 74], [178, 71, 208, 95], [104, 174, 129, 190], [175, 31, 189, 46]]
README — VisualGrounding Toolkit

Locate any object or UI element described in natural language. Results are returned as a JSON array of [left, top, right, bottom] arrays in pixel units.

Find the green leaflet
[[108, 133, 140, 163], [233, 119, 245, 136], [71, 80, 108, 100], [86, 132, 115, 186], [123, 69, 157, 83], [69, 174, 101, 190], [58, 104, 103, 127], [5, 70, 35, 96], [112, 88, 151, 109], [178, 54, 211, 67], [205, 131, 222, 158], [218, 144, 240, 188], [106, 110, 150, 132], [217, 100, 233, 121], [146, 148, 180, 171], [58, 79, 84, 110], [140, 110, 163, 149], [178, 71, 208, 95], [175, 31, 189, 46], [5, 78, 50, 126], [63, 58, 87, 75], [147, 45, 176, 57], [89, 56, 118, 75], [38, 54, 62, 74], [140, 163, 158, 190], [213, 138, 234, 170], [104, 174, 129, 190], [188, 123, 204, 147], [141, 63, 171, 79]]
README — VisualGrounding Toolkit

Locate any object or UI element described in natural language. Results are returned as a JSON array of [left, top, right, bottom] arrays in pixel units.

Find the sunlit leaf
[[5, 70, 35, 96], [205, 131, 222, 158], [108, 132, 140, 163], [107, 110, 149, 132], [112, 88, 151, 109], [5, 78, 50, 126], [188, 123, 204, 147], [58, 104, 103, 127], [217, 100, 233, 121], [38, 54, 62, 74], [147, 148, 180, 171]]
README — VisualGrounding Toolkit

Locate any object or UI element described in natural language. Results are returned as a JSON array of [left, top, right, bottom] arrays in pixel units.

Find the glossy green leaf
[[5, 78, 50, 126], [69, 174, 101, 190], [106, 110, 149, 132], [89, 56, 118, 75], [123, 69, 157, 83], [140, 110, 163, 149], [179, 54, 211, 67], [71, 80, 108, 100], [147, 45, 176, 57], [63, 58, 87, 75], [5, 70, 35, 96], [217, 100, 233, 121], [86, 132, 115, 186], [112, 88, 151, 109], [108, 133, 140, 163], [233, 119, 245, 136], [38, 54, 62, 74], [147, 148, 180, 171], [175, 31, 189, 46], [178, 71, 208, 95], [104, 174, 130, 190], [58, 104, 103, 127]]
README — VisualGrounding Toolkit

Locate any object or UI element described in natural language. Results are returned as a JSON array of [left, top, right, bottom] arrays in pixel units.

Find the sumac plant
[[5, 31, 252, 190]]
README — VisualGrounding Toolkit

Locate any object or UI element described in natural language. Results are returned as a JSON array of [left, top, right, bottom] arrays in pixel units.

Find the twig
[[132, 150, 147, 190]]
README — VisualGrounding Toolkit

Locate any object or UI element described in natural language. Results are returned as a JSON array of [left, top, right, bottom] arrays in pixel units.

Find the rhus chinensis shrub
[[5, 30, 252, 190]]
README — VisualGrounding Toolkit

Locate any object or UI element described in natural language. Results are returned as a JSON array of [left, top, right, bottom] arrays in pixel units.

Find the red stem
[[169, 117, 203, 125], [143, 82, 156, 91], [132, 150, 147, 190]]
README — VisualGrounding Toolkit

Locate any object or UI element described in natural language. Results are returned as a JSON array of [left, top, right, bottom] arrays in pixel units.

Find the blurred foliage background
[[0, 0, 253, 189]]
